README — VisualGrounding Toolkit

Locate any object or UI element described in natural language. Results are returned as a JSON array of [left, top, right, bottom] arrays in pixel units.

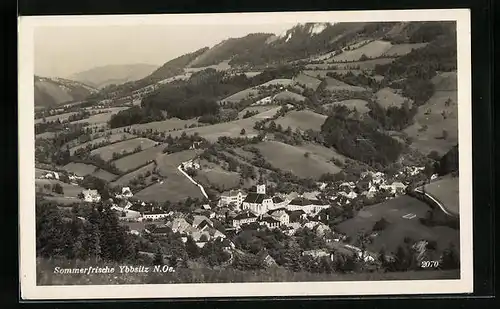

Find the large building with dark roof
[[242, 192, 274, 215]]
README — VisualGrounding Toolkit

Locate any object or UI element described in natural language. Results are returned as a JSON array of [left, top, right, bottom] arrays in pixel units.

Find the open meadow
[[275, 109, 327, 132], [253, 141, 342, 179], [90, 138, 157, 161], [112, 143, 166, 173], [69, 133, 135, 155], [420, 176, 459, 216], [111, 162, 156, 187], [336, 195, 459, 254], [331, 40, 393, 62], [323, 99, 371, 114], [62, 162, 98, 176], [404, 72, 458, 155], [375, 87, 411, 108]]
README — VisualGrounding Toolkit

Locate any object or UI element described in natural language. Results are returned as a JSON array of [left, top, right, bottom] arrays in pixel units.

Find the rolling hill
[[34, 76, 97, 107], [69, 64, 159, 89]]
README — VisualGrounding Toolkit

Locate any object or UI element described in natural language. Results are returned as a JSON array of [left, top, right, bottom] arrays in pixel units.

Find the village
[[38, 157, 439, 266]]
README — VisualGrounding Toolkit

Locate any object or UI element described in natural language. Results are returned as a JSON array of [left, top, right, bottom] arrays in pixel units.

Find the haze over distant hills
[[34, 76, 97, 107], [68, 63, 159, 89]]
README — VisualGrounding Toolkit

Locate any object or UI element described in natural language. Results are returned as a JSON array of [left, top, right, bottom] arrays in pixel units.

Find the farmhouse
[[232, 212, 258, 228], [218, 189, 247, 209], [166, 218, 193, 234], [287, 197, 330, 216], [143, 210, 169, 220], [81, 189, 101, 203]]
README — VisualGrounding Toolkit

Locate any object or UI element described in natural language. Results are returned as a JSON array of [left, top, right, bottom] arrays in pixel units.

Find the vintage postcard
[[19, 9, 472, 300]]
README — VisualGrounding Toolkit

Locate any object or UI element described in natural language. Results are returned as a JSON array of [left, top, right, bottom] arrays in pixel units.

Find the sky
[[34, 23, 296, 78]]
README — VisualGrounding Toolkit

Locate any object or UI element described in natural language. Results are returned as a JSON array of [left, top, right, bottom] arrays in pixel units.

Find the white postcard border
[[19, 9, 473, 300]]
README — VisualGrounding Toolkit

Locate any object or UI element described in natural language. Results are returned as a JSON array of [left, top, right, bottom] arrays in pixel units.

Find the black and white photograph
[[18, 10, 472, 299]]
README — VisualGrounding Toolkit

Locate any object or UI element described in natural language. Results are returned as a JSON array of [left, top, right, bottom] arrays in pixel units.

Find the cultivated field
[[382, 43, 428, 57], [257, 79, 295, 88], [420, 176, 459, 216], [331, 40, 393, 62], [69, 133, 135, 155], [293, 73, 322, 91], [323, 99, 371, 114], [62, 162, 98, 176], [375, 87, 411, 108], [275, 110, 327, 132], [111, 162, 156, 187], [155, 149, 202, 176], [91, 169, 118, 182], [120, 118, 200, 134], [90, 138, 157, 161], [253, 141, 341, 179], [112, 144, 166, 173], [336, 195, 459, 254], [34, 112, 78, 124]]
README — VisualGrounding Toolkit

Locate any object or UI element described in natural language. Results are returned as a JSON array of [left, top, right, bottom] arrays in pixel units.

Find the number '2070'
[[421, 260, 440, 268]]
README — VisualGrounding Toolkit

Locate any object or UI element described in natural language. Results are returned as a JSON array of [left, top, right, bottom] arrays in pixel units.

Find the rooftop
[[233, 212, 257, 220], [243, 193, 270, 204]]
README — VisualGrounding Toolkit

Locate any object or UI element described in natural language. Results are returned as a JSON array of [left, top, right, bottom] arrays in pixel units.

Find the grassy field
[[90, 138, 157, 161], [90, 169, 118, 182], [35, 132, 57, 140], [375, 87, 411, 108], [34, 112, 78, 124], [195, 166, 241, 192], [404, 83, 458, 155], [165, 108, 280, 142], [253, 141, 341, 179], [272, 91, 306, 103], [155, 150, 202, 175], [296, 142, 348, 164], [62, 162, 98, 176], [336, 195, 460, 254], [35, 179, 85, 200], [327, 58, 395, 70], [219, 88, 261, 104], [382, 43, 428, 57], [332, 40, 393, 62], [69, 133, 135, 155], [112, 144, 166, 173], [420, 176, 459, 216], [324, 77, 367, 92], [275, 109, 327, 132], [323, 99, 371, 114], [111, 162, 156, 187], [257, 78, 295, 88], [71, 108, 128, 125], [134, 171, 204, 203], [293, 73, 322, 91], [238, 105, 278, 119], [303, 69, 364, 77], [123, 118, 199, 134], [37, 257, 459, 285]]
